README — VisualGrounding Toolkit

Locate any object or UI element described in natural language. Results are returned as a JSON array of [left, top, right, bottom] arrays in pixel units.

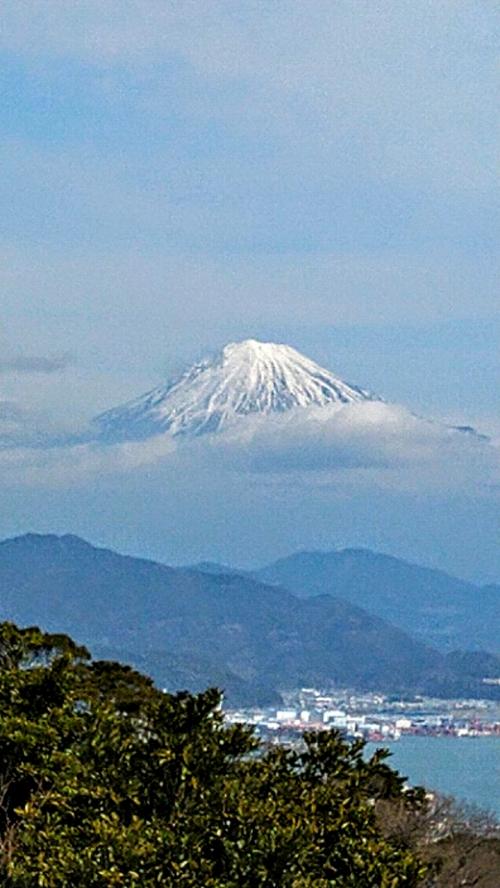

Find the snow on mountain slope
[[94, 340, 378, 442]]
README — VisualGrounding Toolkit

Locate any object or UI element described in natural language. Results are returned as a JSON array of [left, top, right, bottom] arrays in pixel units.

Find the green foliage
[[0, 621, 427, 886]]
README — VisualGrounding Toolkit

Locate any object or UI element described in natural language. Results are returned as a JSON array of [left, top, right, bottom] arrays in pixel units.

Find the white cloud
[[0, 434, 175, 487], [206, 402, 500, 495], [0, 400, 63, 448], [0, 401, 497, 499]]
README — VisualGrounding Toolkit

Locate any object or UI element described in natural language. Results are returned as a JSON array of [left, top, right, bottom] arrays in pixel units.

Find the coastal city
[[224, 688, 500, 744]]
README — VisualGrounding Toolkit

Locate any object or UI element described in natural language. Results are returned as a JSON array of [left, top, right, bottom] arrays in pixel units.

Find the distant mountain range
[[0, 533, 498, 705]]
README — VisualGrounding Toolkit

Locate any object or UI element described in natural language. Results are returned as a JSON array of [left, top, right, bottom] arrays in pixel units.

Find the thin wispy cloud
[[0, 435, 174, 487], [0, 352, 73, 375]]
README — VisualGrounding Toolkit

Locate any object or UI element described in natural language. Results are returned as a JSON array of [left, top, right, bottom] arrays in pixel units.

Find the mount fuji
[[94, 340, 379, 443]]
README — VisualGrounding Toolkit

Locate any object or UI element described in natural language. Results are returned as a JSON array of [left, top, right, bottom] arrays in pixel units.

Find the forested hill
[[0, 533, 498, 705]]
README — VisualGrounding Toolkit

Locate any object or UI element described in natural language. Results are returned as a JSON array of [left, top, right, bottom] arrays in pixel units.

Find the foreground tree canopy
[[0, 622, 496, 887]]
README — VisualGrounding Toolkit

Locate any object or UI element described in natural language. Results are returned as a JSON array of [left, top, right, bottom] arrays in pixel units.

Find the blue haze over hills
[[254, 549, 500, 655]]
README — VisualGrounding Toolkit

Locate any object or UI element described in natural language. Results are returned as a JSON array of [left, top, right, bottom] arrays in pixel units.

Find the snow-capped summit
[[94, 339, 377, 442]]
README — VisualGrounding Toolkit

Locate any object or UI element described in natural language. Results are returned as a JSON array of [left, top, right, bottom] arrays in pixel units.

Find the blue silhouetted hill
[[256, 549, 499, 655]]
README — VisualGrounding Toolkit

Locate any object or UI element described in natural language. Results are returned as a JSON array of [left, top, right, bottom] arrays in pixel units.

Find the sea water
[[366, 735, 500, 817]]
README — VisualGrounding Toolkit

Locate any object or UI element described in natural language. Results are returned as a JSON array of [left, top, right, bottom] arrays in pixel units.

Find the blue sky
[[0, 1, 499, 580]]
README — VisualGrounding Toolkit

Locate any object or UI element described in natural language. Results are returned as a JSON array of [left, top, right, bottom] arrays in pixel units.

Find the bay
[[366, 735, 500, 817]]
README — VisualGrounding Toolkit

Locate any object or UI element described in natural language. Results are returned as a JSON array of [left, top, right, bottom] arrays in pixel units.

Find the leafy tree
[[0, 621, 429, 886]]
